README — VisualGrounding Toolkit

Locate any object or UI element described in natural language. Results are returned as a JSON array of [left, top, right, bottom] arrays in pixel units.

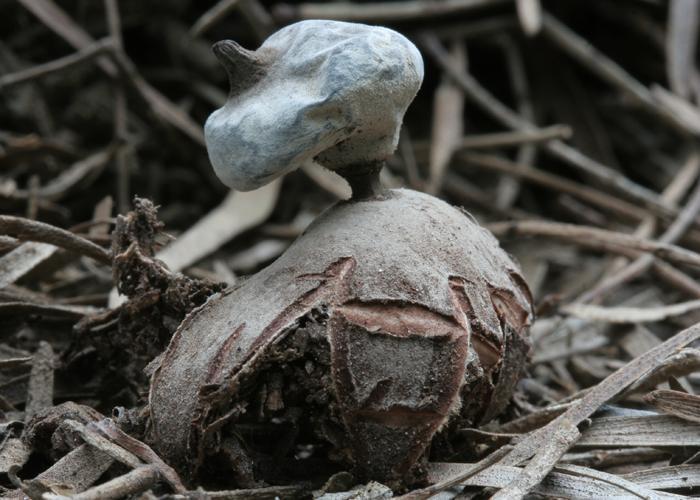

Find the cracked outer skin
[[148, 189, 533, 485]]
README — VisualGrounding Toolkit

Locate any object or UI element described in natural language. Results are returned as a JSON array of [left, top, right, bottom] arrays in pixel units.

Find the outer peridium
[[148, 189, 533, 485]]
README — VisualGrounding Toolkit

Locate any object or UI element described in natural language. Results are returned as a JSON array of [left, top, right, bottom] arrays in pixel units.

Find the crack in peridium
[[489, 285, 532, 334], [328, 277, 525, 427], [187, 257, 357, 470], [448, 276, 502, 370], [200, 256, 356, 400]]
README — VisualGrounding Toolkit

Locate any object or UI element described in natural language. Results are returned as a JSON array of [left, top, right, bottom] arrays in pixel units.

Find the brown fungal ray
[[147, 188, 533, 486]]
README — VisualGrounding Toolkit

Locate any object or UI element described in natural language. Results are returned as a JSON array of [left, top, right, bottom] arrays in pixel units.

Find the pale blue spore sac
[[204, 20, 424, 191]]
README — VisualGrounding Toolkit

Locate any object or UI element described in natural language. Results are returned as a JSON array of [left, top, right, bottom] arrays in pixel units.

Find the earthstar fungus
[[148, 20, 534, 489]]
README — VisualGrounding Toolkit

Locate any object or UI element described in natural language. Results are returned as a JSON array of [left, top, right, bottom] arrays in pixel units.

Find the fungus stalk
[[338, 161, 383, 199]]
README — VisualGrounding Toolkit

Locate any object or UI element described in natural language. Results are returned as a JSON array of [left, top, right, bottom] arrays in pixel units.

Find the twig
[[0, 357, 32, 370], [625, 348, 700, 396], [560, 299, 700, 323], [580, 152, 700, 302], [398, 445, 513, 499], [491, 420, 581, 500], [488, 220, 700, 268], [516, 0, 542, 36], [35, 444, 115, 494], [497, 401, 576, 434], [398, 127, 422, 189], [649, 258, 700, 298], [238, 0, 275, 42], [651, 84, 700, 134], [108, 49, 205, 145], [577, 165, 700, 303], [553, 464, 665, 500], [45, 464, 160, 500], [0, 242, 58, 288], [461, 152, 645, 222], [419, 32, 675, 218], [444, 173, 536, 220], [428, 40, 465, 194], [0, 236, 19, 252], [425, 461, 683, 498], [26, 175, 39, 220], [18, 0, 206, 146], [104, 0, 130, 213], [645, 389, 700, 424], [0, 216, 111, 264], [0, 38, 114, 89], [168, 484, 310, 499], [490, 321, 700, 498], [24, 341, 53, 420], [12, 147, 117, 201], [17, 0, 117, 74], [0, 302, 101, 319], [190, 0, 242, 37], [92, 418, 186, 493], [301, 161, 351, 199], [427, 15, 516, 41], [157, 180, 280, 272], [463, 125, 571, 149], [412, 124, 571, 159], [562, 448, 669, 468], [541, 12, 694, 137], [667, 0, 699, 99], [274, 0, 508, 23], [496, 35, 535, 209]]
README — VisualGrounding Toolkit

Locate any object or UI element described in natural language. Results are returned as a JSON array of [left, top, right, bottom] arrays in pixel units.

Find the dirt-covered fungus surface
[[5, 1, 700, 500], [148, 189, 533, 490]]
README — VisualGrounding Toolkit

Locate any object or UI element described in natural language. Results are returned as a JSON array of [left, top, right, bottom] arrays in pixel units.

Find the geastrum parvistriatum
[[147, 20, 534, 490]]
